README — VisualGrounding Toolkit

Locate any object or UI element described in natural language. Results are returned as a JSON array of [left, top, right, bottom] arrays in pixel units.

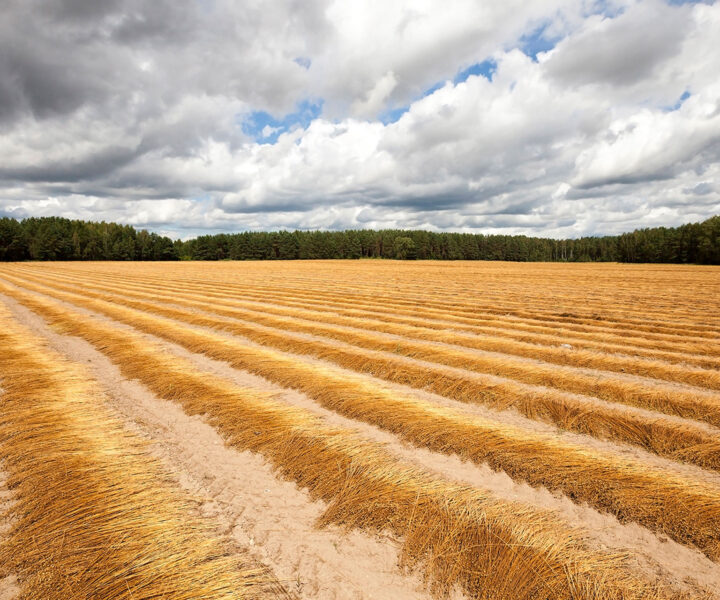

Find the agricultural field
[[1, 260, 720, 600]]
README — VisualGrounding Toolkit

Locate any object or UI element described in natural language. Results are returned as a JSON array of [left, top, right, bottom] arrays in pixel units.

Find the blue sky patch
[[378, 79, 448, 124], [241, 99, 323, 143], [380, 60, 496, 124], [585, 0, 626, 18], [422, 81, 446, 97], [519, 22, 561, 61], [379, 106, 409, 124], [454, 59, 497, 84], [665, 90, 691, 111]]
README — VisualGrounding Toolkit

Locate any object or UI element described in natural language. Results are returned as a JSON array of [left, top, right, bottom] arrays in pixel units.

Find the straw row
[[26, 261, 717, 338], [161, 279, 720, 356], [5, 275, 720, 470], [185, 262, 719, 332], [0, 288, 698, 600], [114, 274, 720, 370], [21, 268, 720, 387], [0, 302, 275, 600], [18, 265, 720, 361], [25, 263, 720, 348], [17, 260, 717, 331], [4, 281, 720, 561], [6, 270, 720, 421], [106, 268, 720, 338]]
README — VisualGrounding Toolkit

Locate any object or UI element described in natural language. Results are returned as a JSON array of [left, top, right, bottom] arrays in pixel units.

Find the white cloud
[[261, 125, 283, 139], [351, 71, 398, 118], [0, 0, 719, 238]]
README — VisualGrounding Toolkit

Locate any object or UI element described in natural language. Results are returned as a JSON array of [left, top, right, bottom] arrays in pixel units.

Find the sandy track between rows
[[2, 290, 720, 597], [0, 469, 18, 600], [17, 267, 720, 399], [7, 275, 720, 485], [15, 269, 720, 444], [1, 295, 436, 600], [117, 290, 720, 484], [171, 308, 720, 485]]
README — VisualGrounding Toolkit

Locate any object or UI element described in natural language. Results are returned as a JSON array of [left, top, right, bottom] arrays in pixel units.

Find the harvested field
[[1, 260, 719, 599]]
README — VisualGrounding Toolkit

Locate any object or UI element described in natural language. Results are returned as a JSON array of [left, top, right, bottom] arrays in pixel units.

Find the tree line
[[0, 217, 177, 261], [1, 215, 718, 264]]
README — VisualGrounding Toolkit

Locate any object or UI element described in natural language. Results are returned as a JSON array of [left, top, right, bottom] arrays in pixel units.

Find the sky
[[0, 0, 718, 239]]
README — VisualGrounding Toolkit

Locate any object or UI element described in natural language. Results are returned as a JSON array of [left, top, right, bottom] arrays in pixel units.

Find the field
[[1, 260, 719, 600]]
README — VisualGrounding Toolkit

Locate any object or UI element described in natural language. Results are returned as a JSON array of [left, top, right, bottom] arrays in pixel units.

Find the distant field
[[1, 260, 719, 600]]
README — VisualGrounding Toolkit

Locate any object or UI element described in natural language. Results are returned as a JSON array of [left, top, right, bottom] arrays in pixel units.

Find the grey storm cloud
[[0, 0, 719, 238]]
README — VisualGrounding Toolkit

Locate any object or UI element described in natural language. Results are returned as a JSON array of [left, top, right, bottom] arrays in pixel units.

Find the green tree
[[0, 217, 27, 261], [393, 236, 417, 259]]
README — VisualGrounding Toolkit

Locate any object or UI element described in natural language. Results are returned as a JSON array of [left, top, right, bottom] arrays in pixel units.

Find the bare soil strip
[[0, 289, 698, 600], [0, 470, 18, 600], [1, 298, 431, 600], [5, 292, 720, 598], [2, 261, 719, 600], [23, 268, 720, 389], [9, 280, 720, 489], [10, 270, 720, 429], [0, 302, 280, 600], [4, 281, 720, 565], [157, 320, 720, 489], [7, 274, 719, 477]]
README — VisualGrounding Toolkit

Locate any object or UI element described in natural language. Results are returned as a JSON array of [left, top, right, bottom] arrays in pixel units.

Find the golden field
[[1, 260, 719, 600]]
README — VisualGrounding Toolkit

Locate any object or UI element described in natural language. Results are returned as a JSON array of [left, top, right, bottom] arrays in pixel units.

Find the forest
[[1, 215, 719, 264]]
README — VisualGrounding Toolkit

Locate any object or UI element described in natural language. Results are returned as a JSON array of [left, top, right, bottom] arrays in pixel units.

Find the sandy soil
[[0, 295, 436, 600], [8, 274, 720, 439], [0, 576, 18, 600], [0, 467, 19, 600], [130, 315, 720, 597], [141, 291, 720, 424], [37, 271, 720, 397], [2, 290, 719, 597], [151, 293, 720, 487], [6, 277, 719, 486], [187, 293, 720, 396]]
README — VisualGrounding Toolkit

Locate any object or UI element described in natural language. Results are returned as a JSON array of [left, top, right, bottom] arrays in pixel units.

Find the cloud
[[0, 0, 719, 238], [543, 0, 691, 87], [351, 71, 398, 118], [685, 181, 714, 196]]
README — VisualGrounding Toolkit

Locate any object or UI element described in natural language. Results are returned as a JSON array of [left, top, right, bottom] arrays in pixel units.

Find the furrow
[[21, 268, 720, 386], [20, 265, 719, 360], [0, 290, 694, 600], [4, 282, 720, 563], [0, 303, 277, 600], [5, 274, 720, 471]]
